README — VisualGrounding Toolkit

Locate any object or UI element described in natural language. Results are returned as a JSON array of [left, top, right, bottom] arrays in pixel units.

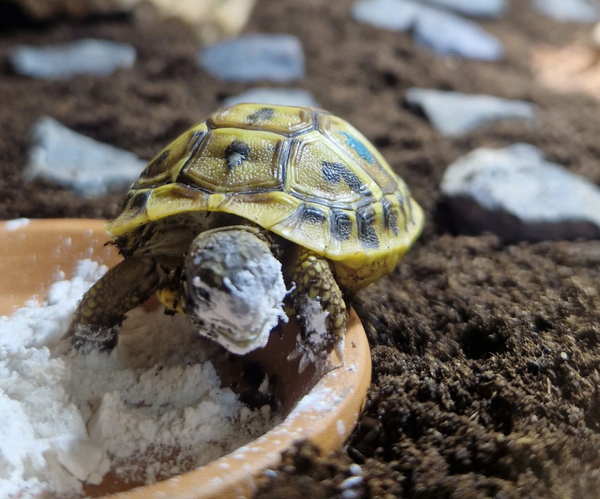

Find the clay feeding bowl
[[0, 219, 371, 499]]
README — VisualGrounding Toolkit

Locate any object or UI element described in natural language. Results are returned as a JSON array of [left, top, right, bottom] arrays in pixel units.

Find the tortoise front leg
[[285, 247, 348, 367], [65, 257, 170, 351]]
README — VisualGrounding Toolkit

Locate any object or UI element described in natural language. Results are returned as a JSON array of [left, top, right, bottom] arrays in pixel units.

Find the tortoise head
[[182, 226, 288, 354]]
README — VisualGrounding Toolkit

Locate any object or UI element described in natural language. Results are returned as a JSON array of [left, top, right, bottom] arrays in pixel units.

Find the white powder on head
[[189, 251, 288, 355], [0, 260, 279, 498]]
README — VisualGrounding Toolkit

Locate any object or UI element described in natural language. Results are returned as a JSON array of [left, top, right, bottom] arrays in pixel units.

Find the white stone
[[406, 88, 537, 136], [352, 0, 421, 31], [413, 7, 503, 60], [353, 0, 504, 60], [200, 34, 305, 83], [532, 0, 599, 23], [422, 0, 506, 18], [26, 117, 147, 198], [441, 144, 600, 242], [10, 39, 136, 80]]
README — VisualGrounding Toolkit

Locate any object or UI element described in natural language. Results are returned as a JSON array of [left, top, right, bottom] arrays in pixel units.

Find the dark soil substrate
[[2, 1, 600, 497]]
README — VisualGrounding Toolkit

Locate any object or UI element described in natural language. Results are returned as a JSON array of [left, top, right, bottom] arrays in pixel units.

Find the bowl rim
[[0, 218, 372, 499]]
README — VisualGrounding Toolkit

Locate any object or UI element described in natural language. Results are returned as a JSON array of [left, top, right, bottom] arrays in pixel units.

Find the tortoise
[[67, 103, 424, 363]]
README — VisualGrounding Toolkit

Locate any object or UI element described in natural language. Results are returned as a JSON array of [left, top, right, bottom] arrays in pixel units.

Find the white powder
[[188, 251, 289, 355], [5, 218, 30, 231], [0, 260, 279, 498], [292, 297, 341, 372]]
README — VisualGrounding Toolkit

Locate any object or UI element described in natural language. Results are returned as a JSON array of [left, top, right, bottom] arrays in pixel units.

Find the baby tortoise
[[67, 104, 424, 361]]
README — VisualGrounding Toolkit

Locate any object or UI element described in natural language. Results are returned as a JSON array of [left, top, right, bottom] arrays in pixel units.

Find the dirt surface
[[2, 0, 600, 497]]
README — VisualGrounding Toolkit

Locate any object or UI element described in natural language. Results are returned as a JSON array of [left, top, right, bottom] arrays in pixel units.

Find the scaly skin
[[67, 225, 348, 362], [65, 257, 173, 350], [285, 246, 348, 357]]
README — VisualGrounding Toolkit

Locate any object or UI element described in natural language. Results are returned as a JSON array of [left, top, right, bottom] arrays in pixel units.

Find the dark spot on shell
[[381, 198, 398, 236], [141, 150, 170, 179], [321, 161, 369, 195], [297, 204, 327, 224], [330, 209, 352, 241], [168, 183, 207, 200], [357, 206, 379, 249], [247, 107, 275, 123], [125, 190, 150, 223], [225, 140, 251, 169], [122, 190, 135, 209], [322, 161, 342, 183], [186, 130, 205, 155], [339, 131, 373, 164]]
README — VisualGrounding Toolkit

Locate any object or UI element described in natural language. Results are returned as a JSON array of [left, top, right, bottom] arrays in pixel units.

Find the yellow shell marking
[[181, 128, 285, 193], [318, 114, 398, 195], [287, 131, 380, 205], [210, 104, 313, 135], [135, 123, 208, 188]]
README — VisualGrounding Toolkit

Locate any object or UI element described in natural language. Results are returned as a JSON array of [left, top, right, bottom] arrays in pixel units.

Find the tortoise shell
[[106, 104, 424, 291]]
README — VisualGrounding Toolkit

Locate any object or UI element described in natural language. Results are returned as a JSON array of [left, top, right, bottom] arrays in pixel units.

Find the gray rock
[[352, 0, 504, 60], [532, 0, 599, 23], [422, 0, 506, 18], [222, 88, 320, 107], [352, 0, 421, 31], [199, 34, 305, 82], [441, 144, 600, 242], [406, 88, 537, 136], [26, 117, 147, 198], [413, 8, 504, 60], [10, 38, 136, 80]]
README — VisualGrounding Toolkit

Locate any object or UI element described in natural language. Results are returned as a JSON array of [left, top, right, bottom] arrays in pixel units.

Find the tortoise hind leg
[[65, 257, 169, 351], [284, 246, 348, 368]]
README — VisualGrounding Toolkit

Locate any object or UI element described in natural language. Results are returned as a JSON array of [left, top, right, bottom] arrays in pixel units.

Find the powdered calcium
[[0, 260, 277, 498]]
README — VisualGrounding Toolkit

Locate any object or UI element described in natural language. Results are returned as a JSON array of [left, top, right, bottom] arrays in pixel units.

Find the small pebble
[[352, 0, 421, 31], [413, 7, 504, 60], [353, 0, 504, 60], [422, 0, 506, 18], [26, 117, 147, 198], [406, 88, 537, 136], [532, 0, 599, 23], [349, 463, 363, 476], [441, 143, 600, 242], [340, 476, 364, 489], [199, 34, 305, 82], [560, 352, 569, 361], [10, 38, 136, 80], [222, 88, 320, 107]]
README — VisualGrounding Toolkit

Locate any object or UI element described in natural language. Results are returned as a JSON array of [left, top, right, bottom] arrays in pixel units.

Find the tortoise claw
[[68, 323, 120, 354]]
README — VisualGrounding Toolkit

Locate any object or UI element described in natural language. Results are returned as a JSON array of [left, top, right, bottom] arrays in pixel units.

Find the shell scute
[[287, 131, 380, 206], [135, 123, 207, 188], [317, 113, 398, 195], [270, 202, 331, 254], [180, 128, 285, 193], [224, 192, 301, 229], [211, 104, 314, 136], [146, 184, 208, 224]]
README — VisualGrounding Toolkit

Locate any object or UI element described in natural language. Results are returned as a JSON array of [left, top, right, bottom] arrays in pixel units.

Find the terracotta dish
[[0, 219, 371, 499]]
